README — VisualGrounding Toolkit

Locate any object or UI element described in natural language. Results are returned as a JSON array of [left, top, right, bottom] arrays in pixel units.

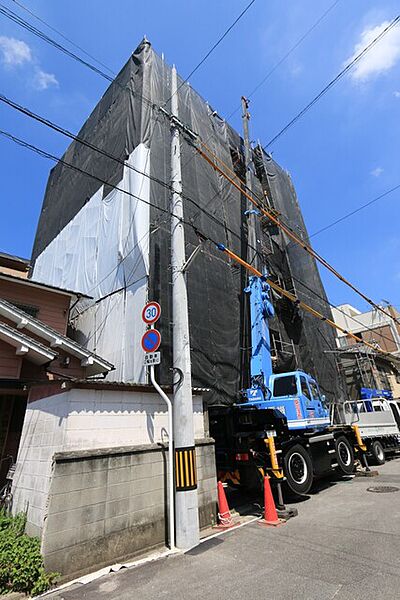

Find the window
[[273, 375, 297, 397], [309, 380, 321, 401], [300, 376, 311, 399], [10, 302, 39, 318], [389, 404, 400, 429]]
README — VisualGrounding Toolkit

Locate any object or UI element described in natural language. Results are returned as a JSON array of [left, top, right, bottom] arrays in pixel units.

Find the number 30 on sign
[[142, 301, 161, 325]]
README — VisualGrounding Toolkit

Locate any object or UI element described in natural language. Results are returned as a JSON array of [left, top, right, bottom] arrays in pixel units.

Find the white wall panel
[[33, 144, 151, 382]]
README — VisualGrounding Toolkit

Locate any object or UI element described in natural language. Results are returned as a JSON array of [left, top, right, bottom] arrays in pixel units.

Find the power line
[[165, 0, 257, 105], [218, 243, 400, 360], [308, 182, 400, 239], [182, 133, 400, 328], [264, 15, 400, 148], [0, 3, 114, 83], [226, 0, 342, 120], [2, 126, 399, 357], [1, 4, 398, 332], [11, 0, 115, 76], [290, 274, 400, 354], [0, 91, 250, 264]]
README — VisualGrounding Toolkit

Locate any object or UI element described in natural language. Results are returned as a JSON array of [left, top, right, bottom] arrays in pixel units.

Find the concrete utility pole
[[241, 96, 258, 268], [170, 66, 200, 550]]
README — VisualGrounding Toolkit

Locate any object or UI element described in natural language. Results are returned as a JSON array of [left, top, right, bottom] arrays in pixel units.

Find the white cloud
[[34, 69, 59, 90], [371, 166, 384, 177], [346, 21, 400, 82], [0, 36, 32, 66], [0, 35, 58, 91], [394, 90, 400, 97]]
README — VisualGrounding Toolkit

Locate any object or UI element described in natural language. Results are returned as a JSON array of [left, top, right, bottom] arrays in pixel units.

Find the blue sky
[[0, 0, 399, 312]]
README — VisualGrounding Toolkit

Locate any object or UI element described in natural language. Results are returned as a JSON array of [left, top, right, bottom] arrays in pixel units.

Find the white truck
[[333, 397, 400, 465]]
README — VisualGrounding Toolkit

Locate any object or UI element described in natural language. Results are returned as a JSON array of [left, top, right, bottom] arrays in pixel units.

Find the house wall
[[0, 279, 70, 335], [0, 339, 22, 378], [12, 387, 208, 537]]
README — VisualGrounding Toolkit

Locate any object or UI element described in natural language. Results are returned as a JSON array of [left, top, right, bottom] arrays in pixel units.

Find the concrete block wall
[[11, 391, 69, 536], [12, 387, 205, 536], [41, 439, 217, 577]]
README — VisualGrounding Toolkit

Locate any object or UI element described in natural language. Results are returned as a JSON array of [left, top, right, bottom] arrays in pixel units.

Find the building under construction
[[31, 38, 340, 404]]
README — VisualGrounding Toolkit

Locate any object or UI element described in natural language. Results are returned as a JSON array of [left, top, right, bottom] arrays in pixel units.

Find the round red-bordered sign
[[141, 328, 161, 353], [142, 301, 161, 325]]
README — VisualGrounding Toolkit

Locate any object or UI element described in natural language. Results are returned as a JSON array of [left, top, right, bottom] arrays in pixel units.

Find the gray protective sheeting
[[31, 39, 341, 403]]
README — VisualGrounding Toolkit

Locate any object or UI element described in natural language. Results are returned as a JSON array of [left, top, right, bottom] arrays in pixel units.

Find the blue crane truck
[[209, 272, 366, 496]]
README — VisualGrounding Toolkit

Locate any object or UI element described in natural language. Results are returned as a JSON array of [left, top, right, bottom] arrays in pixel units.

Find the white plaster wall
[[12, 388, 205, 534], [64, 389, 205, 449]]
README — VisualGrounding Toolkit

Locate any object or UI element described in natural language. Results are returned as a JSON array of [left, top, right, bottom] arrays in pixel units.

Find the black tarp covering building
[[32, 39, 340, 404]]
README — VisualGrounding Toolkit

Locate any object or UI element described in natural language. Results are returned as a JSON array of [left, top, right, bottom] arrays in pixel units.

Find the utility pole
[[241, 96, 258, 268], [170, 66, 200, 550]]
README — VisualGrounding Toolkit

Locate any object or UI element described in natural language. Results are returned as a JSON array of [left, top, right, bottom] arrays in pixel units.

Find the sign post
[[141, 302, 175, 549]]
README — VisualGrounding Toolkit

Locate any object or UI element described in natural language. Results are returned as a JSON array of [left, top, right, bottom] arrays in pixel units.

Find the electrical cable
[[307, 182, 400, 240], [164, 0, 257, 106], [11, 0, 116, 76], [0, 3, 157, 114], [217, 244, 399, 360], [182, 132, 400, 328], [177, 0, 342, 179], [226, 0, 342, 120], [2, 127, 398, 360], [290, 274, 400, 354], [3, 79, 398, 336], [263, 15, 400, 148], [0, 92, 238, 253], [0, 3, 114, 83]]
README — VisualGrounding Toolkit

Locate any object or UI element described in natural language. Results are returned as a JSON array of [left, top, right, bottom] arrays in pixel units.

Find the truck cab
[[245, 371, 331, 431]]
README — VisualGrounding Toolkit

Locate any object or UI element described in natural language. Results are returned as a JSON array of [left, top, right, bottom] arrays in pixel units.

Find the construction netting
[[32, 39, 341, 403]]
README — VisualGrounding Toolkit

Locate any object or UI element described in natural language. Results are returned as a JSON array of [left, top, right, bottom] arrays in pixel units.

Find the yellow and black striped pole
[[175, 446, 197, 491]]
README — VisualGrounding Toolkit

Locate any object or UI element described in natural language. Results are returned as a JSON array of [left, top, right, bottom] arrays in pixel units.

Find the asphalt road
[[44, 458, 400, 600]]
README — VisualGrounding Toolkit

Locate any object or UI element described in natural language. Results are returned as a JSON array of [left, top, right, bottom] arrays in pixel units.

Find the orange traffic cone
[[217, 481, 233, 528], [262, 476, 283, 526]]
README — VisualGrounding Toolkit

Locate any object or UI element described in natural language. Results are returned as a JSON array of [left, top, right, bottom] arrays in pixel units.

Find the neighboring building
[[1, 250, 215, 577], [331, 304, 400, 400], [332, 303, 400, 355], [0, 251, 113, 487]]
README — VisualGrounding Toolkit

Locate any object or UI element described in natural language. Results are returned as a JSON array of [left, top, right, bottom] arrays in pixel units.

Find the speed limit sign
[[142, 301, 161, 325]]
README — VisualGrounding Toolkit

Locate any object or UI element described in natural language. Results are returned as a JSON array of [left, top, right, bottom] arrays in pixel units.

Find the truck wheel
[[335, 435, 354, 475], [283, 444, 313, 495], [371, 440, 386, 465]]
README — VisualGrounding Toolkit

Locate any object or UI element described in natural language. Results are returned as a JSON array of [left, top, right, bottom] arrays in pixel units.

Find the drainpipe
[[149, 365, 175, 549]]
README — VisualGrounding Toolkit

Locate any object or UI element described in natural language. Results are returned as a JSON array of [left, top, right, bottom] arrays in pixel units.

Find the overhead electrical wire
[[2, 126, 398, 359], [264, 15, 400, 148], [0, 3, 115, 83], [226, 0, 342, 120], [2, 83, 399, 332], [217, 244, 400, 361], [307, 182, 400, 240], [178, 0, 342, 178], [2, 2, 399, 332], [165, 0, 257, 105], [10, 0, 116, 76], [0, 92, 254, 271], [147, 215, 400, 354], [184, 133, 400, 328]]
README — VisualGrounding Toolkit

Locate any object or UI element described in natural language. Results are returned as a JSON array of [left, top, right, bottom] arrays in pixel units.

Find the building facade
[[332, 303, 400, 399]]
